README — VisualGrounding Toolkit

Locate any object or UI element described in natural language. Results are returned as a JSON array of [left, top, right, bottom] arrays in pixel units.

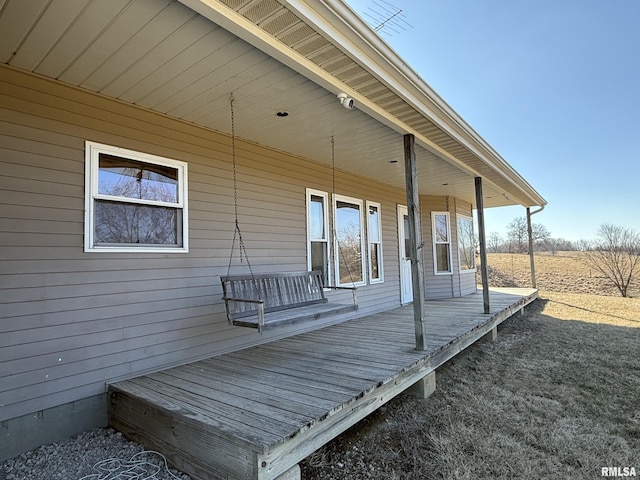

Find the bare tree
[[457, 216, 475, 270], [507, 217, 550, 253], [580, 224, 640, 298], [336, 222, 363, 284], [96, 161, 179, 245], [544, 238, 576, 254], [487, 232, 503, 253], [507, 217, 528, 253]]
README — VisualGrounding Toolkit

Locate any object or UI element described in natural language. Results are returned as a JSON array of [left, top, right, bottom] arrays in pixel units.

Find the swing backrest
[[220, 271, 328, 319]]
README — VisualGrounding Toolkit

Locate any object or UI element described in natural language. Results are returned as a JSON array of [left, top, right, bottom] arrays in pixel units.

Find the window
[[367, 201, 383, 283], [306, 189, 330, 285], [333, 194, 365, 286], [457, 214, 476, 271], [432, 212, 452, 274], [306, 190, 382, 287], [85, 142, 188, 252]]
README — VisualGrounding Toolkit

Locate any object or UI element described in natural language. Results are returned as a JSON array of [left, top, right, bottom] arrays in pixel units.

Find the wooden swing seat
[[221, 271, 357, 332]]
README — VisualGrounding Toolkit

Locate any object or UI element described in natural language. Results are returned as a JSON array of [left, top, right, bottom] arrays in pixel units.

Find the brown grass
[[481, 252, 640, 298], [301, 253, 640, 479]]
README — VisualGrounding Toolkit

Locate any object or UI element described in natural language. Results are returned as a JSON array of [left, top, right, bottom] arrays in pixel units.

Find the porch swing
[[220, 95, 358, 333]]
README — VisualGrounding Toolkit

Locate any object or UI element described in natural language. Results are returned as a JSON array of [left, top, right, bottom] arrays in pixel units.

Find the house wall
[[421, 196, 477, 299], [0, 65, 482, 456], [0, 65, 408, 427]]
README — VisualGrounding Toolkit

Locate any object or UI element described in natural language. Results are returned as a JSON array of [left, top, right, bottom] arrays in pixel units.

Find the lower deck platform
[[108, 288, 538, 480]]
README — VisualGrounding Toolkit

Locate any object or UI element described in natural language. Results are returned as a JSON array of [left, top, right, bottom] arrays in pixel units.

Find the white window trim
[[457, 213, 477, 273], [333, 194, 366, 287], [432, 211, 452, 275], [366, 200, 384, 284], [84, 141, 189, 253], [306, 188, 331, 283]]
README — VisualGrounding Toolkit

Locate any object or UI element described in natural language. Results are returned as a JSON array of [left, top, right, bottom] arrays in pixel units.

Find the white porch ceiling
[[0, 0, 543, 209]]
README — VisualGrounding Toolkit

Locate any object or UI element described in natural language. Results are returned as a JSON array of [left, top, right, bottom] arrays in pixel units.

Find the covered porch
[[109, 287, 538, 480]]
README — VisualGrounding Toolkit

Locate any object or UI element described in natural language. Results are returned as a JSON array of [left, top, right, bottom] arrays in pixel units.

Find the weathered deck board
[[109, 288, 538, 480], [115, 376, 285, 445], [175, 362, 347, 409], [206, 357, 361, 397], [152, 370, 323, 428]]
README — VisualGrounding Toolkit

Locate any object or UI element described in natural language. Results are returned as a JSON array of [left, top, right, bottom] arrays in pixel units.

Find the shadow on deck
[[108, 288, 538, 480]]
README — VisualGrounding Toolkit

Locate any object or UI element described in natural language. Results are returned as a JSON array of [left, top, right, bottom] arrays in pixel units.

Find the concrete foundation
[[0, 394, 107, 461]]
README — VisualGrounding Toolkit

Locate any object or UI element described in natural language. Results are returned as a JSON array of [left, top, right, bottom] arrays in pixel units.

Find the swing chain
[[231, 95, 238, 224], [226, 94, 260, 298]]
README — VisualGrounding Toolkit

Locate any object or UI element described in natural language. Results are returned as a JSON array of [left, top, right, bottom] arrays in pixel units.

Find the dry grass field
[[301, 253, 640, 479], [482, 252, 640, 298]]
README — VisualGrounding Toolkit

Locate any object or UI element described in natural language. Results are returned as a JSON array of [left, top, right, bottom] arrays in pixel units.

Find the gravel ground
[[0, 428, 191, 480]]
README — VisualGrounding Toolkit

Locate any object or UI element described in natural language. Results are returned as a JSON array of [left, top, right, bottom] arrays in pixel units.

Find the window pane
[[436, 244, 450, 272], [370, 243, 380, 280], [99, 154, 178, 203], [367, 203, 383, 283], [336, 200, 363, 284], [309, 195, 325, 240], [458, 216, 476, 270], [404, 215, 411, 258], [368, 205, 380, 243], [310, 241, 328, 285], [435, 214, 449, 243], [95, 200, 179, 245]]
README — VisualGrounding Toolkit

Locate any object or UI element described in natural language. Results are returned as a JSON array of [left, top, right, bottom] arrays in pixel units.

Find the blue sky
[[345, 0, 640, 242]]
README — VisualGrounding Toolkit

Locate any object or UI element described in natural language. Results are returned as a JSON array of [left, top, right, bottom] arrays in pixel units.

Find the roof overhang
[[0, 0, 546, 209]]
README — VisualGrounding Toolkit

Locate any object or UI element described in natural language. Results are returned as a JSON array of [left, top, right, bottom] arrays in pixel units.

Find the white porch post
[[475, 177, 490, 314], [404, 134, 427, 351]]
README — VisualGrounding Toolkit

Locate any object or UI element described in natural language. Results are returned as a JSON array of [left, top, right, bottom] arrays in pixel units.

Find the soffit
[[0, 0, 530, 208], [213, 0, 544, 208]]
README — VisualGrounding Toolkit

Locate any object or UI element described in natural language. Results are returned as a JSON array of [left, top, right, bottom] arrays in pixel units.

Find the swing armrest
[[222, 297, 265, 330], [322, 285, 357, 307]]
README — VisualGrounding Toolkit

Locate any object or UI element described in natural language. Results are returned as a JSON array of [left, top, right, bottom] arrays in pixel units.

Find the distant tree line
[[487, 217, 577, 254], [486, 218, 640, 298]]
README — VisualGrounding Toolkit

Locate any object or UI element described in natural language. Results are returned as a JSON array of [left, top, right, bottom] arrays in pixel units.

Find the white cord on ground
[[79, 450, 186, 480]]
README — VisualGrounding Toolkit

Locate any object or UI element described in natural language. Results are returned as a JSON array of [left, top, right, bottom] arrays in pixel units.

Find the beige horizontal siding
[[421, 196, 453, 299], [0, 65, 406, 422], [418, 197, 478, 299], [459, 273, 477, 296]]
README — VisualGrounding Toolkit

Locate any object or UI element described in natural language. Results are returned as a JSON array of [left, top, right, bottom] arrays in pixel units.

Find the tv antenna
[[361, 0, 413, 38]]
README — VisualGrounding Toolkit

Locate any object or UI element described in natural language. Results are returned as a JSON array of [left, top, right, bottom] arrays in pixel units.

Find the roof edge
[[291, 0, 546, 207]]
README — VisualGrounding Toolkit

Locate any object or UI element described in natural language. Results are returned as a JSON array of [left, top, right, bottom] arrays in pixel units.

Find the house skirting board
[[0, 394, 107, 461]]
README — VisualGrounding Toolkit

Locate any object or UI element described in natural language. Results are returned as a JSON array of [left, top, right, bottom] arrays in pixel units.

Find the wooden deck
[[109, 288, 538, 480]]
